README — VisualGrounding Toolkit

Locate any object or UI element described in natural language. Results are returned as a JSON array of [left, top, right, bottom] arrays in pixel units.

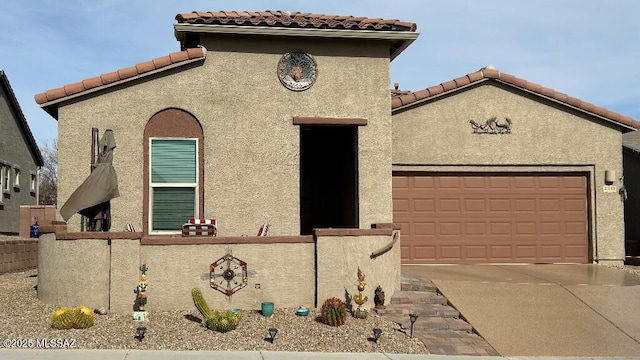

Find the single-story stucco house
[[32, 11, 640, 312]]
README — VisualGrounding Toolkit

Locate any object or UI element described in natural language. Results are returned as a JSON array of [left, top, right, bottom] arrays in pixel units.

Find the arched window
[[143, 108, 204, 234]]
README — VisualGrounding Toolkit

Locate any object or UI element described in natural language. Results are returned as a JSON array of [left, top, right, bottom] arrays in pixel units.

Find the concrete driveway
[[402, 264, 640, 357]]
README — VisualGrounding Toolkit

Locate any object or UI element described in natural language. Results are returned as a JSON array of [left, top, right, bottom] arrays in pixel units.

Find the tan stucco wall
[[316, 232, 401, 308], [140, 243, 315, 311], [392, 83, 625, 262], [37, 233, 110, 309], [38, 231, 402, 313], [56, 36, 393, 235]]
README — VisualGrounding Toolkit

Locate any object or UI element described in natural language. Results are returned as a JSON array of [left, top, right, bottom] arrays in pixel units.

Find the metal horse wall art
[[470, 117, 512, 134]]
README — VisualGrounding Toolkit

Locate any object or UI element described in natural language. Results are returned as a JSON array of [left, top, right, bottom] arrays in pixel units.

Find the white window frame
[[148, 137, 199, 234], [30, 172, 37, 193], [0, 164, 4, 202], [13, 166, 20, 189], [2, 164, 10, 193]]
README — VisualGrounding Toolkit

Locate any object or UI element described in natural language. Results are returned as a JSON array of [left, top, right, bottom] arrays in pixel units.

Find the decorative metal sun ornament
[[277, 51, 317, 91], [209, 249, 248, 298]]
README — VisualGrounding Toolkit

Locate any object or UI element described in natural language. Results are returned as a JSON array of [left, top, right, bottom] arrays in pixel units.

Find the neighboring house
[[623, 131, 640, 257], [0, 70, 44, 234], [35, 11, 640, 265]]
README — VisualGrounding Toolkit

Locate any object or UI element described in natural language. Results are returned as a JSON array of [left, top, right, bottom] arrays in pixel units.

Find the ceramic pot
[[261, 302, 274, 317]]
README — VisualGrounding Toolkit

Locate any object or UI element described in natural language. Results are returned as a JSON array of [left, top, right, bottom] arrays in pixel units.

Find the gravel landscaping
[[0, 269, 428, 353]]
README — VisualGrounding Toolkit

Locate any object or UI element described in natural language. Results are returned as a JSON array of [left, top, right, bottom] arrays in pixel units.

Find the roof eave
[[38, 56, 206, 118], [493, 79, 640, 131], [0, 71, 44, 166], [391, 79, 490, 113], [392, 78, 640, 131], [174, 23, 419, 59]]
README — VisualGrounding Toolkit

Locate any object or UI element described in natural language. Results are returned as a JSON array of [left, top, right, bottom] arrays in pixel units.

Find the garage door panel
[[400, 245, 412, 261], [540, 222, 562, 235], [393, 198, 410, 212], [463, 176, 486, 188], [438, 176, 461, 189], [515, 245, 537, 259], [490, 198, 511, 212], [414, 246, 436, 261], [540, 198, 562, 212], [465, 222, 487, 235], [414, 199, 435, 212], [514, 177, 536, 189], [541, 245, 563, 259], [439, 198, 461, 212], [439, 222, 461, 235], [466, 245, 488, 259], [490, 222, 511, 235], [440, 245, 462, 260], [566, 244, 588, 258], [514, 198, 536, 212], [565, 221, 586, 234], [563, 176, 587, 189], [414, 222, 435, 235], [413, 176, 435, 188], [514, 221, 536, 235], [491, 245, 513, 259], [464, 198, 486, 212], [539, 177, 561, 188], [565, 198, 586, 212], [488, 177, 510, 189], [395, 173, 589, 264]]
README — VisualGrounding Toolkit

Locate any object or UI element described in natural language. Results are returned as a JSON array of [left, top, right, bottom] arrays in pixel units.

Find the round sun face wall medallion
[[277, 51, 317, 91]]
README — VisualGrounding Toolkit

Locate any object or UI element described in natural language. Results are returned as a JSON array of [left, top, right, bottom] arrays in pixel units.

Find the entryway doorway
[[300, 126, 358, 235]]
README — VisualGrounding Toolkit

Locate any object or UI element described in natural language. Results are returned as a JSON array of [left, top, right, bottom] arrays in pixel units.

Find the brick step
[[386, 314, 473, 332], [401, 274, 438, 292], [418, 330, 500, 356], [391, 291, 448, 305], [375, 303, 459, 318]]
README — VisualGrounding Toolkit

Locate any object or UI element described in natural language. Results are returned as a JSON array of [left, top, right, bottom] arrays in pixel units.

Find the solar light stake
[[268, 327, 278, 343], [136, 326, 147, 342], [409, 313, 419, 338], [372, 328, 382, 343]]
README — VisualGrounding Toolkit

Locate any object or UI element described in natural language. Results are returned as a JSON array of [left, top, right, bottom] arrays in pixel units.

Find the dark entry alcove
[[300, 126, 358, 235]]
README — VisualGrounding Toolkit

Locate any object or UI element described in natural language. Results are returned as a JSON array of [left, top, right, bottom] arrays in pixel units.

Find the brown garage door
[[393, 173, 589, 264]]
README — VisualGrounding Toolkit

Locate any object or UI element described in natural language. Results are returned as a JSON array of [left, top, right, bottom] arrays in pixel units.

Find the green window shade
[[151, 139, 196, 183], [152, 187, 195, 230]]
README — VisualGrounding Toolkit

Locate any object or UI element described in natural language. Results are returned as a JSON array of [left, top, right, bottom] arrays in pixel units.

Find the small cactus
[[51, 306, 94, 329], [51, 307, 74, 330], [73, 306, 95, 329], [191, 288, 213, 320], [320, 297, 347, 327], [203, 310, 242, 333]]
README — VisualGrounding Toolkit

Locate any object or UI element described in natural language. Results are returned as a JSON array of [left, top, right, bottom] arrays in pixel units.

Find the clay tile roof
[[175, 10, 417, 31], [391, 67, 640, 130], [35, 47, 207, 107]]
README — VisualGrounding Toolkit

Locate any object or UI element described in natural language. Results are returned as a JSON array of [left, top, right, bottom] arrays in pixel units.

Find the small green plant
[[320, 297, 347, 327], [191, 288, 213, 319], [51, 306, 95, 330], [191, 287, 242, 333], [203, 310, 242, 333]]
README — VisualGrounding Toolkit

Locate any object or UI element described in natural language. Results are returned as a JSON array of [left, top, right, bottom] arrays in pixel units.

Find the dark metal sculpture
[[470, 117, 512, 134], [209, 249, 248, 298]]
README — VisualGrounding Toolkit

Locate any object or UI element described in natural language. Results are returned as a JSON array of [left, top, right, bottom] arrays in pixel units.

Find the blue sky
[[1, 1, 639, 146]]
